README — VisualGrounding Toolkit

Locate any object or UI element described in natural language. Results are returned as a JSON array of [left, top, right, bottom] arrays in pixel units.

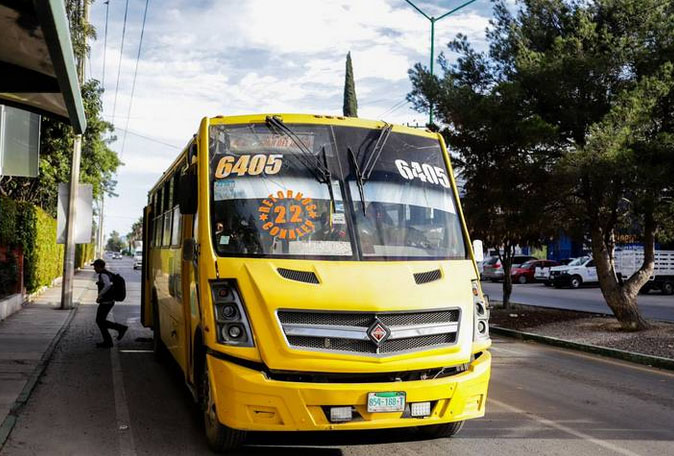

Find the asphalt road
[[2, 257, 674, 455], [481, 281, 674, 322]]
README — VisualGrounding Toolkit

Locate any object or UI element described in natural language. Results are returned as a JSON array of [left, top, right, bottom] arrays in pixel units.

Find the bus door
[[180, 213, 198, 382], [140, 205, 152, 327]]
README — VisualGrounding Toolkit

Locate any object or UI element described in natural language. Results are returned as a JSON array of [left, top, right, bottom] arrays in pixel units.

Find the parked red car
[[511, 259, 560, 284]]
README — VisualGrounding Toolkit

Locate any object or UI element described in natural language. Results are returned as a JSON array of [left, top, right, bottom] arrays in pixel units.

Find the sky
[[86, 0, 498, 241]]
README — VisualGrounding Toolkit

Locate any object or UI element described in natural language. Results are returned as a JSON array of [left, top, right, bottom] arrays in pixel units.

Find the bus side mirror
[[183, 238, 196, 262], [473, 240, 484, 262], [179, 168, 198, 215]]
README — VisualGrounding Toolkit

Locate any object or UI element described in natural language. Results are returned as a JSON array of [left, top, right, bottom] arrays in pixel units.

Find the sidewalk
[[0, 268, 98, 445]]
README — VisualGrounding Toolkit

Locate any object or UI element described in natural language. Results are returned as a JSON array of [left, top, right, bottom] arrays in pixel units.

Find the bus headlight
[[211, 281, 254, 347], [472, 280, 490, 341]]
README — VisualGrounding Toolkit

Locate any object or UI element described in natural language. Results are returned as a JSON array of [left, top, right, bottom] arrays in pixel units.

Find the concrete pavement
[[0, 269, 98, 447]]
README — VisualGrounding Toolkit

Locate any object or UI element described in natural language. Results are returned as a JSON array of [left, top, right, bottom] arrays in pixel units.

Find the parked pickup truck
[[548, 256, 597, 288], [615, 250, 674, 295], [535, 258, 575, 286]]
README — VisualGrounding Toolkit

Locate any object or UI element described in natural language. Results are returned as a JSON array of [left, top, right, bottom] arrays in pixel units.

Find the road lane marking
[[489, 398, 643, 456], [111, 310, 138, 456], [119, 349, 153, 353]]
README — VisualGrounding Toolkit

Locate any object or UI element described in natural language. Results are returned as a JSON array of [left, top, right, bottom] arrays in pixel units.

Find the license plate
[[367, 392, 405, 413]]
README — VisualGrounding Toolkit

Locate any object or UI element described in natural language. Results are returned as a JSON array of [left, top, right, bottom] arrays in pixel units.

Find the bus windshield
[[208, 123, 466, 260]]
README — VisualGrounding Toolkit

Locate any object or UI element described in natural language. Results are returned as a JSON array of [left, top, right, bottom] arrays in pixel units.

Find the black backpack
[[105, 271, 126, 302]]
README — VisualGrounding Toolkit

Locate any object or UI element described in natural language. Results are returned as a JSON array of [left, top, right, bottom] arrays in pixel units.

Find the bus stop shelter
[[0, 0, 86, 133]]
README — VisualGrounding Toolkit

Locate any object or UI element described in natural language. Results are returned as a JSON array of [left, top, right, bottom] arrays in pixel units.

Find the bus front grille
[[277, 309, 460, 356]]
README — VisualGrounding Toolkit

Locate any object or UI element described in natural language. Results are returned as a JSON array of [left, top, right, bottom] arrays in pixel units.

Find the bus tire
[[662, 281, 674, 295], [419, 420, 464, 439], [152, 298, 168, 360], [202, 360, 246, 452], [570, 275, 582, 289]]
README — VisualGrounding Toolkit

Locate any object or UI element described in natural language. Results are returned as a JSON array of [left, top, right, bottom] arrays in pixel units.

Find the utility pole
[[97, 194, 105, 258], [404, 0, 478, 125], [61, 0, 88, 310]]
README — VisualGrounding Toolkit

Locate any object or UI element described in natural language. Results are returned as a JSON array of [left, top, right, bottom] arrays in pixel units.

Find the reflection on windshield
[[349, 182, 464, 258], [211, 177, 352, 257], [568, 256, 590, 266], [208, 123, 467, 260]]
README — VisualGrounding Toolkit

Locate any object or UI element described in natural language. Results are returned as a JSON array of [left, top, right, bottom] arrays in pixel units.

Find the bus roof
[[208, 113, 438, 139]]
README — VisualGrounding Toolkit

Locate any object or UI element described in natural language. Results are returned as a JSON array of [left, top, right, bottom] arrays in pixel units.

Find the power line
[[113, 126, 182, 149], [101, 0, 110, 88], [111, 0, 130, 122], [121, 0, 150, 158], [379, 99, 409, 118]]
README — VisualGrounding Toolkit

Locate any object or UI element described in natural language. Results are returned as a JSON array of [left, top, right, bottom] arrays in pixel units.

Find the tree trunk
[[591, 223, 651, 331], [500, 245, 514, 310]]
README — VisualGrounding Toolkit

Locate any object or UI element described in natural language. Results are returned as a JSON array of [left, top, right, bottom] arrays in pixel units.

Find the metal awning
[[0, 0, 86, 133]]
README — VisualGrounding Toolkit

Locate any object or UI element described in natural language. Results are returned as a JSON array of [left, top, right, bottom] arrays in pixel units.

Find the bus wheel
[[202, 361, 246, 452], [662, 281, 674, 295], [152, 300, 168, 360], [419, 420, 464, 439]]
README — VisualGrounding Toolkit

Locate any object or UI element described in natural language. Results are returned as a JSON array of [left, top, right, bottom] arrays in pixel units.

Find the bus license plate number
[[367, 392, 405, 413]]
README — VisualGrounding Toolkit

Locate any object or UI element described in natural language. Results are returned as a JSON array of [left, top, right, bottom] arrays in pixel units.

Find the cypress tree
[[343, 52, 358, 117]]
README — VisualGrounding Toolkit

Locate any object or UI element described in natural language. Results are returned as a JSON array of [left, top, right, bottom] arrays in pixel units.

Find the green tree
[[343, 52, 358, 117], [407, 33, 559, 307], [127, 216, 143, 245], [106, 230, 126, 252], [409, 0, 674, 328], [511, 0, 674, 330]]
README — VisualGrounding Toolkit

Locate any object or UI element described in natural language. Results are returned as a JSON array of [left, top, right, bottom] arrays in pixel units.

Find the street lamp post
[[404, 0, 479, 125]]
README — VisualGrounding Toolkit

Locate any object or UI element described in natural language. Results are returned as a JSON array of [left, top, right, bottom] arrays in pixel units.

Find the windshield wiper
[[348, 146, 366, 213], [361, 123, 393, 181], [265, 116, 336, 211], [350, 123, 393, 213], [265, 115, 330, 183]]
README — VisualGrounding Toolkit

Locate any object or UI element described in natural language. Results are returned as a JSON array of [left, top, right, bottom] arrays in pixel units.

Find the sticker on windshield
[[257, 190, 318, 239], [394, 159, 451, 188], [331, 213, 346, 225], [214, 154, 283, 178], [213, 180, 236, 201]]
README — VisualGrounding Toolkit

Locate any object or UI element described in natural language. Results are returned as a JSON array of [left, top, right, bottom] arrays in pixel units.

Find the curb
[[0, 303, 80, 450], [491, 326, 674, 371]]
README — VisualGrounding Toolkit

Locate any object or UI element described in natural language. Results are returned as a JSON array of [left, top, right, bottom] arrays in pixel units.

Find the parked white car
[[548, 256, 597, 288], [133, 252, 142, 270]]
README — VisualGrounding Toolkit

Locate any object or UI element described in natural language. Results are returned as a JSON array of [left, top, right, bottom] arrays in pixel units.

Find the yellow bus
[[141, 114, 491, 452]]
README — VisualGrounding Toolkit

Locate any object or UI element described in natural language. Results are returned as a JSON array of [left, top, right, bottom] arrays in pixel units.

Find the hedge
[[0, 196, 67, 293], [75, 242, 94, 269]]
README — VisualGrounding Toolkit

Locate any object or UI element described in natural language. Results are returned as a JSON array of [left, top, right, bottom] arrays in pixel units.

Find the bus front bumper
[[207, 350, 491, 432]]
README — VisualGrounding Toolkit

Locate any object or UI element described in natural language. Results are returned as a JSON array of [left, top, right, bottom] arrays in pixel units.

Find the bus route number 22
[[394, 159, 450, 188], [215, 154, 283, 178]]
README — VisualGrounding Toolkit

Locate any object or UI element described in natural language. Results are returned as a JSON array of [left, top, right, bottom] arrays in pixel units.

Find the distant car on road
[[511, 259, 560, 284], [133, 252, 142, 270], [482, 255, 537, 282], [112, 252, 122, 259]]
